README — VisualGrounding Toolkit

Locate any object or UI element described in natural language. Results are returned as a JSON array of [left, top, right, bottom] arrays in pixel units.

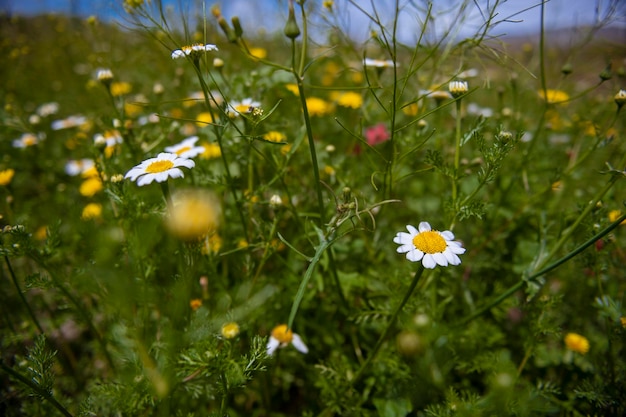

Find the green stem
[[455, 211, 626, 327], [349, 266, 425, 387], [4, 255, 44, 334], [1, 362, 74, 417], [159, 181, 172, 207], [451, 98, 463, 228]]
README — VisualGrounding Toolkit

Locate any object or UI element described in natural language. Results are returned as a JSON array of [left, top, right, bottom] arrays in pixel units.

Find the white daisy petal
[[266, 337, 280, 356], [418, 222, 431, 232], [432, 252, 448, 266], [291, 334, 309, 354], [406, 224, 418, 235], [422, 254, 436, 269], [406, 249, 424, 262]]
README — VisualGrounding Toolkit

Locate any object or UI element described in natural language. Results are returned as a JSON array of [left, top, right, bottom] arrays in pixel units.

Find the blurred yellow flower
[[263, 131, 286, 143], [249, 47, 267, 59], [201, 142, 222, 159], [306, 97, 330, 116], [0, 169, 15, 186], [79, 177, 103, 197], [81, 203, 102, 220], [124, 101, 143, 118], [166, 190, 221, 241], [608, 210, 626, 225], [196, 112, 215, 126], [189, 298, 202, 311], [285, 84, 299, 96], [538, 89, 569, 104], [336, 91, 363, 109], [34, 226, 48, 241], [110, 81, 132, 97], [202, 233, 223, 254], [402, 102, 419, 116], [564, 332, 589, 354], [221, 322, 240, 339], [621, 317, 626, 328]]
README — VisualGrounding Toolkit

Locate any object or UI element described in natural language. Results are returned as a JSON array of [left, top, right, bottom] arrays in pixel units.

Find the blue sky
[[1, 0, 623, 41]]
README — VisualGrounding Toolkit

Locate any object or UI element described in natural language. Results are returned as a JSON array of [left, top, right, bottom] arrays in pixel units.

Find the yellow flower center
[[146, 160, 174, 173], [235, 104, 251, 113], [271, 324, 293, 344], [175, 146, 191, 155], [412, 231, 447, 254]]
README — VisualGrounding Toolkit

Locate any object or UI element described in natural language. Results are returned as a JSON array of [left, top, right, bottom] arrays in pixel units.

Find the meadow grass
[[1, 1, 626, 415]]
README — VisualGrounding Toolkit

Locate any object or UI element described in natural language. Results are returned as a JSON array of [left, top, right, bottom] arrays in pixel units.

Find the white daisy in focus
[[164, 136, 205, 159], [124, 152, 195, 186], [394, 222, 466, 269], [266, 324, 308, 356]]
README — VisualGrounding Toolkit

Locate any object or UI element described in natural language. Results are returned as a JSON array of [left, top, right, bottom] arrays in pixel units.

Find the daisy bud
[[218, 17, 237, 43], [561, 62, 573, 75], [396, 331, 425, 356], [284, 0, 301, 39], [599, 64, 612, 82], [269, 194, 283, 208], [213, 57, 224, 69], [231, 16, 243, 38], [448, 80, 468, 98]]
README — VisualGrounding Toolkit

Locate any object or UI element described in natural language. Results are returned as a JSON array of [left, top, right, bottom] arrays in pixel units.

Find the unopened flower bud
[[448, 80, 468, 98], [284, 1, 301, 39], [218, 17, 237, 43], [396, 331, 425, 356], [561, 62, 573, 76], [599, 64, 612, 82], [213, 57, 224, 69], [221, 322, 240, 339], [231, 16, 243, 38], [269, 194, 283, 208]]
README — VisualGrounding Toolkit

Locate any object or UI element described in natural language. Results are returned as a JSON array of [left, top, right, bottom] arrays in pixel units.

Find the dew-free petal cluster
[[124, 152, 195, 186], [394, 222, 466, 269]]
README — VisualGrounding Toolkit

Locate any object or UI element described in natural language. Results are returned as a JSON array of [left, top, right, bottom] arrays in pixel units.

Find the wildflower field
[[2, 0, 626, 415]]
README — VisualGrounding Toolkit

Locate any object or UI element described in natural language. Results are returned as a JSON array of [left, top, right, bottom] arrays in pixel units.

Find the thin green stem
[[455, 210, 626, 327], [1, 362, 74, 417], [349, 266, 425, 387], [451, 99, 463, 228], [4, 255, 44, 334]]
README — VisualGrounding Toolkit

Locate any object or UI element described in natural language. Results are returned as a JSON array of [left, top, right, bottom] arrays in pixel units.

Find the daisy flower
[[12, 132, 45, 148], [51, 115, 87, 130], [65, 159, 95, 176], [124, 152, 195, 186], [364, 58, 395, 68], [267, 324, 308, 356], [171, 43, 218, 59], [394, 222, 466, 269], [164, 136, 205, 159], [228, 98, 261, 117]]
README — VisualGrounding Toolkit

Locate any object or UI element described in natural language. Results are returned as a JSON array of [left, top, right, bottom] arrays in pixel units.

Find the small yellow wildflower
[[285, 84, 299, 96], [620, 317, 626, 328], [196, 112, 215, 126], [336, 91, 363, 109], [564, 332, 589, 354], [110, 81, 132, 97], [81, 203, 102, 220], [34, 226, 48, 241], [0, 169, 15, 186], [79, 177, 103, 197], [538, 89, 569, 104], [221, 322, 240, 339], [199, 142, 221, 159], [166, 190, 221, 241], [202, 233, 223, 255], [608, 210, 626, 225], [306, 97, 330, 116], [249, 47, 267, 59], [263, 131, 286, 143], [402, 103, 419, 117], [551, 180, 563, 192], [190, 299, 203, 311]]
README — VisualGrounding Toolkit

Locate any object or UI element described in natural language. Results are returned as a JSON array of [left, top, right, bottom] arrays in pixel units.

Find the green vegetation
[[1, 1, 626, 415]]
